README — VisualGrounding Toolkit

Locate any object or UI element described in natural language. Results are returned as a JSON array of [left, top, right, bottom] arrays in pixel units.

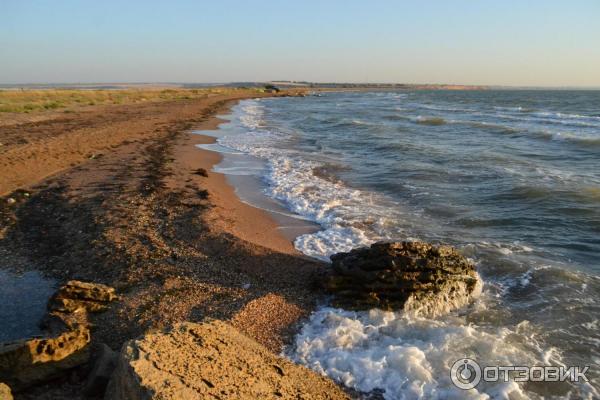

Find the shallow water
[[206, 90, 600, 399], [0, 269, 56, 342]]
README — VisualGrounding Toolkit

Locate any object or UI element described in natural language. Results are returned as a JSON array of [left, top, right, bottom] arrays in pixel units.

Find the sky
[[1, 0, 599, 87]]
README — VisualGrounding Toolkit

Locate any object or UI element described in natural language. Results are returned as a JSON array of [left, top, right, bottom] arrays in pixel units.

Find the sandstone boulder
[[0, 280, 118, 392], [326, 241, 481, 316], [48, 280, 118, 314], [0, 326, 90, 391], [0, 383, 12, 400], [105, 321, 348, 400]]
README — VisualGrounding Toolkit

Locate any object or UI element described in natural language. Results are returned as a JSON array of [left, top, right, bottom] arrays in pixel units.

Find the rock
[[0, 383, 13, 400], [0, 281, 117, 391], [49, 280, 118, 314], [193, 168, 208, 177], [5, 198, 16, 205], [0, 326, 90, 391], [41, 309, 89, 334], [325, 241, 481, 317], [83, 344, 118, 398], [105, 321, 348, 400]]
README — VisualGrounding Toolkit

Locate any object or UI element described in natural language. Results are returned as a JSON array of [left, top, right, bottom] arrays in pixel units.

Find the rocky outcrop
[[105, 321, 349, 400], [48, 280, 118, 314], [0, 280, 118, 392], [0, 382, 13, 400], [325, 241, 481, 317], [0, 327, 90, 391]]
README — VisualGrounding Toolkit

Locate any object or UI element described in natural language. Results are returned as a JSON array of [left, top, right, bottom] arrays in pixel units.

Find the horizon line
[[1, 81, 600, 90]]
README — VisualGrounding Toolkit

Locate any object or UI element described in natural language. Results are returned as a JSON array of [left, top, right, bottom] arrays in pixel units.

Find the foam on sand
[[289, 304, 597, 400]]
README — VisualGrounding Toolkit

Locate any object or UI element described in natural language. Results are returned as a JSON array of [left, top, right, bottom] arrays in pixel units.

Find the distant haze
[[1, 0, 599, 87]]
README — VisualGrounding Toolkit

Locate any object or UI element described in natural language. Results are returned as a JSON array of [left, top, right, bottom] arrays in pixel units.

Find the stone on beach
[[0, 280, 118, 392], [0, 326, 90, 391], [105, 321, 349, 400], [48, 280, 118, 314], [0, 382, 13, 400], [325, 241, 481, 317]]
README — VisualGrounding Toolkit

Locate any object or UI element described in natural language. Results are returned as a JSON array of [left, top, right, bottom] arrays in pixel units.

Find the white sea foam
[[532, 111, 600, 122], [218, 100, 406, 259], [494, 106, 528, 112], [290, 306, 551, 400]]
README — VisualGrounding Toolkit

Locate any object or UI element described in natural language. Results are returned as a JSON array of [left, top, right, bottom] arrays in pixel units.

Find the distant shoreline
[[2, 82, 600, 91]]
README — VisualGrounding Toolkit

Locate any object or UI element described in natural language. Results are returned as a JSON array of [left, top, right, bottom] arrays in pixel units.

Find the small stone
[[193, 168, 208, 177], [6, 198, 16, 205]]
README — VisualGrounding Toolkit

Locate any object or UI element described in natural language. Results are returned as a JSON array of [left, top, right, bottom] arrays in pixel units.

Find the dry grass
[[0, 88, 252, 113]]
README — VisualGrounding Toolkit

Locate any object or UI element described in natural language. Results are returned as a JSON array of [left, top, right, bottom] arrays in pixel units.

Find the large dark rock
[[325, 241, 481, 316]]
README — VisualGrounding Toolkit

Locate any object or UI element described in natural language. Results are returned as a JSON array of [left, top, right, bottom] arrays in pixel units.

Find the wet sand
[[170, 118, 302, 255]]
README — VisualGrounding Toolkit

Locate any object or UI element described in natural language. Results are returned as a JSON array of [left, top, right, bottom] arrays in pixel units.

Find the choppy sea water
[[207, 90, 600, 399]]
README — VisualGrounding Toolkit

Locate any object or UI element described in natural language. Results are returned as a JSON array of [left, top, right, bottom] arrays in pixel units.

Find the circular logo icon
[[450, 358, 481, 390]]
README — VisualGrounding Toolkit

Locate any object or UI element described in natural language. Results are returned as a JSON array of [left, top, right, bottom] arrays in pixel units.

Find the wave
[[413, 103, 477, 113], [550, 132, 600, 147], [493, 111, 600, 128], [447, 119, 520, 134], [522, 130, 600, 148], [494, 106, 535, 112], [533, 111, 600, 122], [488, 107, 600, 126], [289, 305, 567, 400], [218, 100, 404, 259], [311, 163, 350, 184], [431, 115, 600, 148]]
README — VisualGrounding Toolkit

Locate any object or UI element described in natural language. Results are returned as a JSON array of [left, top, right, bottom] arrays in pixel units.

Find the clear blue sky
[[1, 0, 599, 86]]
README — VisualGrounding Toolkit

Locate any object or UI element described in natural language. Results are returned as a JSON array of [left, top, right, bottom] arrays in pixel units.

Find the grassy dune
[[0, 88, 253, 113]]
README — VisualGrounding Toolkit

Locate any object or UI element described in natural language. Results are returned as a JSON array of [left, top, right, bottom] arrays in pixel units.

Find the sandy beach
[[0, 89, 347, 399]]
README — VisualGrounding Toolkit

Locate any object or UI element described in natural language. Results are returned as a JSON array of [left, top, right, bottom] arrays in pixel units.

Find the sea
[[199, 90, 600, 399]]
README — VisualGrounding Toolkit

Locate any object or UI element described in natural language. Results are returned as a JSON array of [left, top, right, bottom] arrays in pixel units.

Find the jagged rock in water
[[0, 326, 90, 391], [326, 241, 481, 317], [48, 280, 118, 314], [105, 321, 349, 400]]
